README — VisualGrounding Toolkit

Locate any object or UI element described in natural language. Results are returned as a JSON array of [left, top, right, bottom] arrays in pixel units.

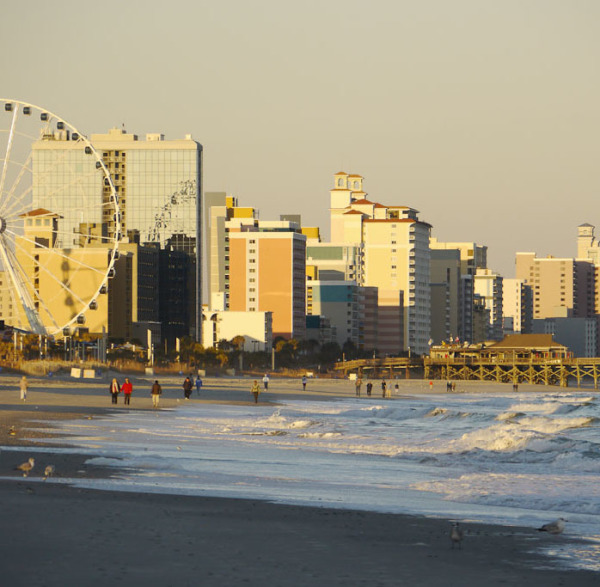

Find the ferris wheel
[[0, 99, 120, 337]]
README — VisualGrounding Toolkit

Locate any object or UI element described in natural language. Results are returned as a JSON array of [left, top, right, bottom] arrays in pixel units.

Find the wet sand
[[0, 373, 597, 586]]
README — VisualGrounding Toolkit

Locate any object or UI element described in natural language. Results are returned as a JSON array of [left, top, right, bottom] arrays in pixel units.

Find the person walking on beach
[[366, 381, 373, 397], [151, 380, 162, 408], [183, 376, 193, 400], [251, 380, 261, 403], [302, 375, 307, 391], [195, 375, 203, 395], [262, 373, 270, 391], [19, 376, 28, 401], [109, 378, 120, 404], [122, 377, 133, 405], [355, 376, 362, 397]]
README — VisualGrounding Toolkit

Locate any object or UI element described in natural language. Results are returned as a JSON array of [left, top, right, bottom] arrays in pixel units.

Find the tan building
[[227, 221, 306, 340], [473, 268, 503, 340], [12, 210, 111, 334], [429, 237, 488, 343], [329, 172, 431, 355], [502, 278, 533, 334], [516, 252, 595, 319], [204, 193, 257, 310]]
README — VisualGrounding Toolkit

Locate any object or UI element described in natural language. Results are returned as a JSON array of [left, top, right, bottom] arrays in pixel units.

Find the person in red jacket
[[122, 377, 133, 405]]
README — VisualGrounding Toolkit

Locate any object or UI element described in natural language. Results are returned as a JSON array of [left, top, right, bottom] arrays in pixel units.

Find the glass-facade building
[[32, 128, 203, 340]]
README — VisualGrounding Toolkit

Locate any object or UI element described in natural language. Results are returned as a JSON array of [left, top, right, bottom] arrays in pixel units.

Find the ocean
[[27, 387, 600, 571]]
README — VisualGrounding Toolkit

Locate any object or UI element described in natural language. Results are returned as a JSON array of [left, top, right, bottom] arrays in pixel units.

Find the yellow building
[[11, 209, 111, 335], [329, 172, 431, 355]]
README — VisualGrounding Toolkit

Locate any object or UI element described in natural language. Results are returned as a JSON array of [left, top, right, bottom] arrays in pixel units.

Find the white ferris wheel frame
[[0, 98, 120, 337]]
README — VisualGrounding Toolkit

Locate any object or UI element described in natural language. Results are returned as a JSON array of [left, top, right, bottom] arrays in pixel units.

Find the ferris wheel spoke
[[0, 235, 46, 334], [0, 180, 33, 221], [0, 108, 18, 199], [1, 149, 33, 209], [3, 240, 62, 332], [4, 227, 113, 277], [32, 167, 108, 215]]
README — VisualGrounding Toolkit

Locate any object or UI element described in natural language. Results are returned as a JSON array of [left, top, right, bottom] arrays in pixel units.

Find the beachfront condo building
[[204, 192, 257, 310], [5, 210, 165, 340], [429, 248, 462, 344], [473, 268, 504, 341], [502, 278, 533, 335], [305, 280, 360, 347], [515, 253, 596, 320], [226, 219, 306, 340], [328, 172, 431, 355], [31, 127, 203, 341], [305, 243, 379, 351], [429, 238, 489, 343], [532, 316, 597, 358]]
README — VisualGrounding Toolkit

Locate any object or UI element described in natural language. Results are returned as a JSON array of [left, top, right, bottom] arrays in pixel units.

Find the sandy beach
[[1, 372, 598, 586]]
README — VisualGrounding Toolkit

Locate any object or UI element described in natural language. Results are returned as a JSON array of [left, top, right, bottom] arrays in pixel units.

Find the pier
[[335, 334, 600, 388]]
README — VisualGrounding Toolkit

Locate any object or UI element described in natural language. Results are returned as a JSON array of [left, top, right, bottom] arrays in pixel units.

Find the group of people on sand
[[354, 377, 399, 399], [109, 374, 205, 407]]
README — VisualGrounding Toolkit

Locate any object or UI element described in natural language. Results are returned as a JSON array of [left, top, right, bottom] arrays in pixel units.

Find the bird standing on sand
[[15, 457, 35, 477], [538, 518, 566, 535], [43, 465, 55, 480], [450, 522, 464, 549]]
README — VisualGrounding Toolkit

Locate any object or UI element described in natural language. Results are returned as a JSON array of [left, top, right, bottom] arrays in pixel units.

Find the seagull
[[450, 522, 464, 549], [15, 457, 35, 477], [538, 518, 566, 535], [43, 465, 55, 480]]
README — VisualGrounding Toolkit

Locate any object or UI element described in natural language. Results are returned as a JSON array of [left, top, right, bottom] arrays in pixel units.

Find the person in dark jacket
[[183, 376, 193, 399], [151, 380, 162, 408]]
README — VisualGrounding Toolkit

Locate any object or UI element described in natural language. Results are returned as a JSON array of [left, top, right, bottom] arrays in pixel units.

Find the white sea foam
[[22, 390, 600, 572]]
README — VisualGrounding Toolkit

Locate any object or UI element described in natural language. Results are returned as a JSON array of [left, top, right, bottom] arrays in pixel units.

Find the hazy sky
[[2, 0, 599, 276]]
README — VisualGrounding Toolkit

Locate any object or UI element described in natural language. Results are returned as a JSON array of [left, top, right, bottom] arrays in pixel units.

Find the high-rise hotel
[[329, 172, 431, 355], [31, 127, 203, 340]]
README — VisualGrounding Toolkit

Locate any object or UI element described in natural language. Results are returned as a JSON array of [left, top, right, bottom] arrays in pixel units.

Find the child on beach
[[19, 376, 27, 401], [251, 380, 261, 403], [196, 376, 203, 395]]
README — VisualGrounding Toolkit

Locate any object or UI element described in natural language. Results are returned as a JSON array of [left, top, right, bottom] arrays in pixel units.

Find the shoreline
[[1, 375, 598, 584]]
